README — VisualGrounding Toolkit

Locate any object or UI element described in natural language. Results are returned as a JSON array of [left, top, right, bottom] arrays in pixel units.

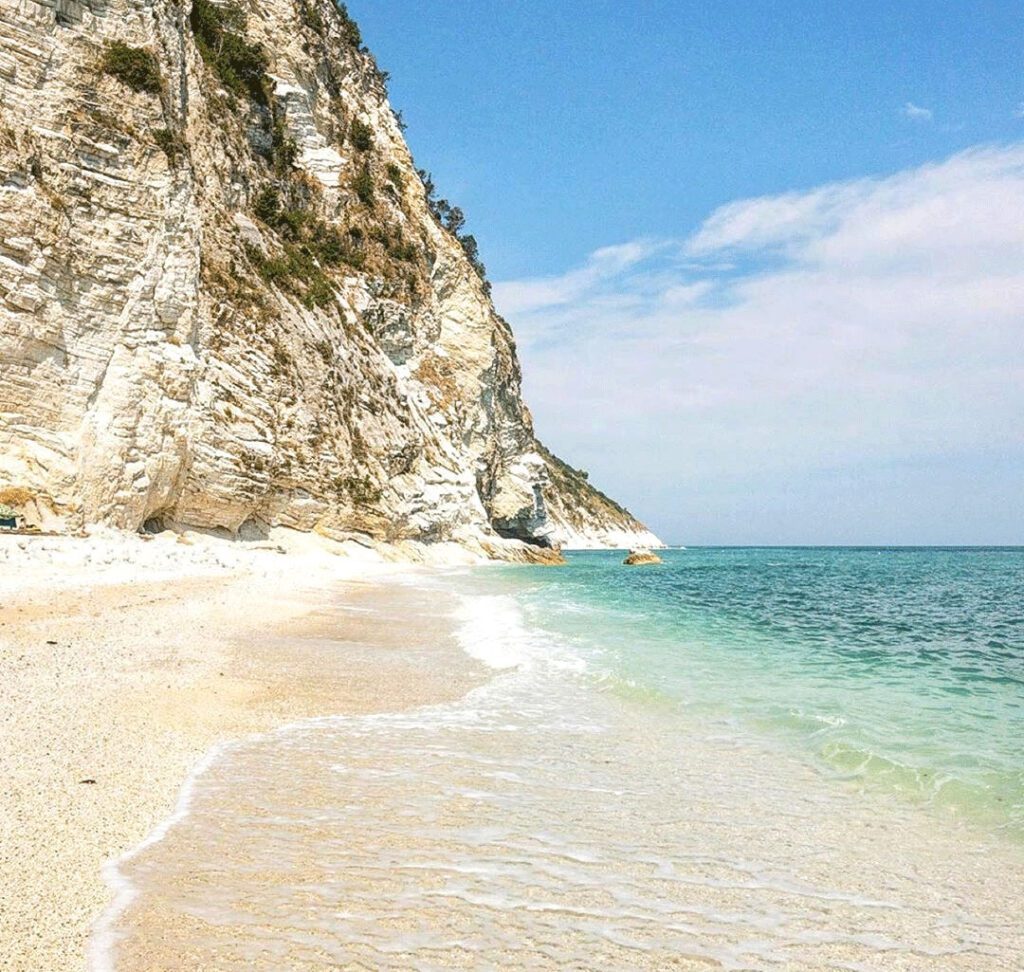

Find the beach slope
[[0, 530, 482, 972]]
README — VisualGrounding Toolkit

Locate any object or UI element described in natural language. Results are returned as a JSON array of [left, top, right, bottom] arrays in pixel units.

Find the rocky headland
[[0, 0, 661, 557]]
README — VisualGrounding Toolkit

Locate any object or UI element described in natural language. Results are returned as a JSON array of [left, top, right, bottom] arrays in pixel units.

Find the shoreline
[[7, 536, 1023, 970], [88, 551, 1024, 971], [0, 530, 487, 972]]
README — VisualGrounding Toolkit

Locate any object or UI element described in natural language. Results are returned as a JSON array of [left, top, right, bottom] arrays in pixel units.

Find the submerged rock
[[624, 548, 662, 566]]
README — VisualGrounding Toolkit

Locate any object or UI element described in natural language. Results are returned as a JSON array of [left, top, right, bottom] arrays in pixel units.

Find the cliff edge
[[0, 0, 661, 556]]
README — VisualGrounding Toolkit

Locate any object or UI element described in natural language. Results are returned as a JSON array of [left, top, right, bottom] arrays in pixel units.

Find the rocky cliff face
[[0, 0, 660, 556]]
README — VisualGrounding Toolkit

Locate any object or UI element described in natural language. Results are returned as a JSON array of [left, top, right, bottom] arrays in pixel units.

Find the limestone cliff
[[0, 0, 660, 556]]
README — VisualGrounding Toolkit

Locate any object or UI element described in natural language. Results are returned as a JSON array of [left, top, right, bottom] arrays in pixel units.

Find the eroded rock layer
[[0, 0, 659, 555]]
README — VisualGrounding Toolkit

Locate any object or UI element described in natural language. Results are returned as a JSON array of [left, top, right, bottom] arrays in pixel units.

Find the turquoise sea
[[99, 546, 1024, 971], [500, 547, 1024, 838]]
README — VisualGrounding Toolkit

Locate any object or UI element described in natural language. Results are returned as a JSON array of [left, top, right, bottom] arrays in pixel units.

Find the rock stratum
[[0, 0, 661, 558]]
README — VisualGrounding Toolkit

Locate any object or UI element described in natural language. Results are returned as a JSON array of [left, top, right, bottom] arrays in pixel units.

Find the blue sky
[[350, 1, 1024, 544]]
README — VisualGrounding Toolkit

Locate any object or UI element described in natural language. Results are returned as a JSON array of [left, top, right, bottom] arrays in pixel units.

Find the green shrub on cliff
[[253, 186, 281, 224], [458, 233, 487, 285], [298, 0, 325, 33], [244, 189, 370, 307], [100, 42, 162, 95], [334, 2, 363, 50], [247, 242, 336, 309], [349, 118, 373, 152], [388, 236, 418, 263], [416, 168, 489, 289], [353, 166, 374, 206], [153, 128, 186, 164], [190, 0, 270, 105], [271, 117, 299, 171]]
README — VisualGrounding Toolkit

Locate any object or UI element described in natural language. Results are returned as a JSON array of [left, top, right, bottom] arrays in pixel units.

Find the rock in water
[[0, 0, 662, 557], [624, 548, 662, 566]]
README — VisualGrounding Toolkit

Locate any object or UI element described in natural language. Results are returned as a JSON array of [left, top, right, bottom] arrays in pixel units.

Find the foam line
[[87, 741, 233, 972]]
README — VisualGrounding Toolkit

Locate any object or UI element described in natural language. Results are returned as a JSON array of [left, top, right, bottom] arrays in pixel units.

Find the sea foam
[[452, 593, 548, 670], [87, 741, 232, 972], [453, 592, 585, 674]]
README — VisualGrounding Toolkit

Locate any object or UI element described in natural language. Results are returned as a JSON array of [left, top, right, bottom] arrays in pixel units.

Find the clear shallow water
[[500, 547, 1024, 838], [100, 549, 1024, 971]]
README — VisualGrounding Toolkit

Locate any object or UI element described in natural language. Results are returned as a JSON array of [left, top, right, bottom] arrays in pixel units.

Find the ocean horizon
[[625, 545, 1024, 550]]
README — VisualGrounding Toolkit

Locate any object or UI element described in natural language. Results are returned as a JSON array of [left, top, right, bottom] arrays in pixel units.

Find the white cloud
[[902, 101, 934, 122], [492, 240, 663, 316], [494, 144, 1024, 541]]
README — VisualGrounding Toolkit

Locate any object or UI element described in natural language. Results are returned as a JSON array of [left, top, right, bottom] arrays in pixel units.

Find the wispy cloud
[[902, 101, 934, 122], [494, 240, 665, 316], [495, 145, 1024, 541]]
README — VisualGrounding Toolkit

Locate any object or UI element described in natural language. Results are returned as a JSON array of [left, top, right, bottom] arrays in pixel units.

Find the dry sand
[[0, 528, 485, 972]]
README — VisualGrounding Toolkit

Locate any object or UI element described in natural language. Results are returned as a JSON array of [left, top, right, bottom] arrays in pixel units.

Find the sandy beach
[[0, 530, 486, 972], [5, 535, 1024, 972]]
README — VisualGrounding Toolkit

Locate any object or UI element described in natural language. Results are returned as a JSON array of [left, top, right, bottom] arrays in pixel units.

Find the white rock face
[[555, 527, 667, 552], [0, 0, 660, 555]]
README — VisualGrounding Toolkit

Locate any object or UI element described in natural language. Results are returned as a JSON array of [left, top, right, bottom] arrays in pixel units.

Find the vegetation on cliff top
[[188, 0, 486, 306], [537, 442, 637, 525], [417, 169, 490, 292], [333, 2, 364, 51]]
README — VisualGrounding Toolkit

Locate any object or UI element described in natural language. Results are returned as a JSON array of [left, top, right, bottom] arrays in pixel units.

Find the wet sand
[[96, 569, 1024, 972], [0, 532, 484, 972]]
